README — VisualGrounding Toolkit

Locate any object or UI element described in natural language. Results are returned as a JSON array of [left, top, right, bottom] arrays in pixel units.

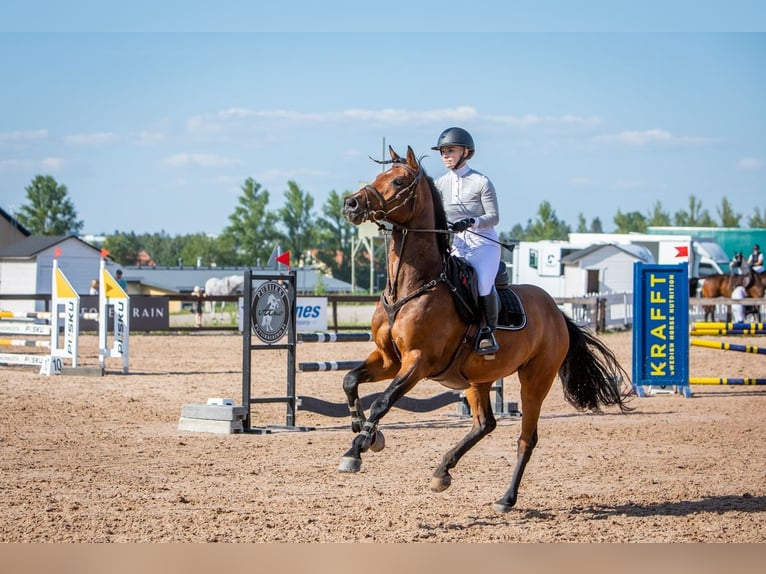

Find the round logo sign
[[251, 281, 290, 344]]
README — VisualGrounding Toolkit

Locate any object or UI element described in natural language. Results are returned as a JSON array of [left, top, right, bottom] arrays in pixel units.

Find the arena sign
[[251, 281, 290, 344]]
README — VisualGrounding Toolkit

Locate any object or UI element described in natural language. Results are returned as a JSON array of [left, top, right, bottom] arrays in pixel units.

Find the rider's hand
[[450, 218, 475, 233]]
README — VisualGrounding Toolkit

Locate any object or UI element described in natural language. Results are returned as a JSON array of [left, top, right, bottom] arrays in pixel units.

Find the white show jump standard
[[0, 259, 81, 371]]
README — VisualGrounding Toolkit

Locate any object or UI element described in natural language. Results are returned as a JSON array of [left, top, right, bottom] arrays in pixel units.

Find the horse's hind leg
[[494, 366, 556, 513], [431, 384, 495, 493]]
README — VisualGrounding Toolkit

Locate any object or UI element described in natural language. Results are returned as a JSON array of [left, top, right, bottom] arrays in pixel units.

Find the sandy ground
[[1, 326, 765, 543]]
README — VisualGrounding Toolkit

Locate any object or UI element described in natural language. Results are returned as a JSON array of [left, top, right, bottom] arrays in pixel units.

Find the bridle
[[357, 157, 425, 225]]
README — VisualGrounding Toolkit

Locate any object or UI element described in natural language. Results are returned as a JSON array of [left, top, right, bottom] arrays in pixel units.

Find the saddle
[[444, 257, 526, 330], [429, 259, 526, 386]]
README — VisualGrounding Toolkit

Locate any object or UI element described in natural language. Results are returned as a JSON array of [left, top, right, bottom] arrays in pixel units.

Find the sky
[[1, 2, 765, 238]]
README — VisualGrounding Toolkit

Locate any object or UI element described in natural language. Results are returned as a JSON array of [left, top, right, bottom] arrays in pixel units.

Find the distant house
[[0, 206, 31, 250], [561, 243, 653, 296], [0, 235, 105, 313]]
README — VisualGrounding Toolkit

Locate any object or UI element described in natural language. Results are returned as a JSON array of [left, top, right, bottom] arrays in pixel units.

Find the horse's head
[[343, 146, 428, 227]]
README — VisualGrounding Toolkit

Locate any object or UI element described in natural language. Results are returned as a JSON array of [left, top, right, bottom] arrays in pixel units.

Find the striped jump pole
[[690, 339, 766, 355], [0, 339, 51, 348], [297, 332, 373, 343], [690, 328, 766, 336], [689, 377, 766, 385], [298, 360, 363, 372], [693, 322, 766, 330]]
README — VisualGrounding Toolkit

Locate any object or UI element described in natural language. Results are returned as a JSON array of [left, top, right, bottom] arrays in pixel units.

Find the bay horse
[[699, 267, 764, 322], [339, 145, 631, 513]]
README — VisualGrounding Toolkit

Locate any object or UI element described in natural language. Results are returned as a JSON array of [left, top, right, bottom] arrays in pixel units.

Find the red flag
[[276, 251, 290, 267], [53, 247, 62, 259], [100, 247, 110, 259], [675, 245, 689, 258]]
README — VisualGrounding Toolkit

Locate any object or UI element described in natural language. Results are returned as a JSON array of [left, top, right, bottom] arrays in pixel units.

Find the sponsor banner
[[296, 297, 327, 332], [80, 295, 169, 331]]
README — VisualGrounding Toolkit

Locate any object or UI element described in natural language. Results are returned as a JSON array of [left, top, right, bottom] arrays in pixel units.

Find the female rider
[[432, 127, 501, 356]]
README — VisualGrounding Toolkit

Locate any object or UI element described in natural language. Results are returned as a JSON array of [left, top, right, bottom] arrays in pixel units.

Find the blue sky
[[1, 3, 765, 237]]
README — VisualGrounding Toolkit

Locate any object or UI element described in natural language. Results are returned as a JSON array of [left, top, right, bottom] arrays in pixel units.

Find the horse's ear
[[406, 146, 418, 170], [388, 146, 401, 162]]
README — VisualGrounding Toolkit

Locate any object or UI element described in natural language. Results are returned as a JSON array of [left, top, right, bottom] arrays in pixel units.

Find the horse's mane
[[424, 171, 451, 255]]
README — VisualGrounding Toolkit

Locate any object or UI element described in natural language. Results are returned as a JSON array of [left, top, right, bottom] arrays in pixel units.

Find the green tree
[[222, 178, 279, 265], [673, 195, 716, 227], [278, 181, 321, 264], [16, 175, 83, 235], [646, 201, 671, 227], [525, 201, 570, 240], [103, 231, 142, 264], [315, 189, 355, 282], [748, 206, 766, 228], [613, 210, 647, 233], [717, 198, 741, 227]]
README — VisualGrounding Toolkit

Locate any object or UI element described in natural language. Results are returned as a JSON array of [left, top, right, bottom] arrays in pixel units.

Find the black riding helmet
[[431, 127, 475, 160]]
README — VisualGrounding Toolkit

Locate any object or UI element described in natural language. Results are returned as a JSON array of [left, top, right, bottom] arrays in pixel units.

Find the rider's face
[[439, 146, 466, 170]]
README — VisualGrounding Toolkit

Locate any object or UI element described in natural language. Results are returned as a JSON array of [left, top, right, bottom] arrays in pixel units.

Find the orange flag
[[100, 248, 110, 259], [54, 247, 62, 259]]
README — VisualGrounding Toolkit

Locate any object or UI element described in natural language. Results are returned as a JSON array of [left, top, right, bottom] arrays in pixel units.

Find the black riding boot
[[477, 288, 500, 357]]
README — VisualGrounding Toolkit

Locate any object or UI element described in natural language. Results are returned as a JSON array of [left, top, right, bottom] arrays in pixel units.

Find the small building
[[0, 206, 31, 249], [561, 243, 653, 296], [0, 235, 105, 313]]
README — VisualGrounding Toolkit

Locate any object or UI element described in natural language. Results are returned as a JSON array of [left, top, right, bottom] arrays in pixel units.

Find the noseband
[[358, 159, 424, 224]]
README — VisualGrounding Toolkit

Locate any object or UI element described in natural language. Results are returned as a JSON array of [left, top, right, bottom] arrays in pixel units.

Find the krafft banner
[[631, 262, 690, 397]]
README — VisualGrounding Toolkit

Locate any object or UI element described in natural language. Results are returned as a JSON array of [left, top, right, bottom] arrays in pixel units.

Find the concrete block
[[180, 403, 246, 421], [60, 366, 105, 377], [177, 416, 244, 434]]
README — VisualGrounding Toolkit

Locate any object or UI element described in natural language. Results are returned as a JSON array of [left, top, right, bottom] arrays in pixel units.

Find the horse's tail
[[558, 314, 632, 413]]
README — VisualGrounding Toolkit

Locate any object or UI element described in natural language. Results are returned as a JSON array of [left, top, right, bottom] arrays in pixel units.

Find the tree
[[525, 201, 570, 240], [646, 201, 671, 227], [315, 190, 355, 281], [613, 210, 647, 233], [222, 178, 279, 265], [717, 198, 741, 227], [673, 195, 716, 227], [278, 181, 321, 264], [748, 206, 766, 228], [16, 175, 83, 235]]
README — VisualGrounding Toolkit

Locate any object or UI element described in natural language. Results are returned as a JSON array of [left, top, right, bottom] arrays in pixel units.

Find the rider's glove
[[450, 218, 475, 233]]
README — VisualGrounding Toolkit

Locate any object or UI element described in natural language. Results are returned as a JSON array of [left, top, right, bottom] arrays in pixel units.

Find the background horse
[[204, 275, 244, 318], [339, 145, 631, 513], [699, 267, 764, 322]]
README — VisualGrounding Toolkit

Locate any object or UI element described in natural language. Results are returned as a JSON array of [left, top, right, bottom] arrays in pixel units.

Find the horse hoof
[[369, 430, 385, 452], [338, 456, 362, 473], [493, 500, 514, 514], [430, 475, 451, 492]]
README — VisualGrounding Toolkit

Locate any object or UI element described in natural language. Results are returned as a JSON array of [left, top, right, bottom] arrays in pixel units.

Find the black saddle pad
[[498, 287, 526, 330]]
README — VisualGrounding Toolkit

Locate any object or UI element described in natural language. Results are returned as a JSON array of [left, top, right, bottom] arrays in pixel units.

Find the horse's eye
[[392, 178, 405, 187]]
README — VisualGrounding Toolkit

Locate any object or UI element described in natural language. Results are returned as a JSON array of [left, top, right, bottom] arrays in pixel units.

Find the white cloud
[[615, 180, 642, 189], [130, 131, 165, 145], [159, 153, 240, 168], [737, 157, 762, 171], [487, 113, 601, 128], [596, 129, 713, 146], [570, 177, 594, 186], [64, 132, 117, 145], [0, 157, 64, 172], [0, 129, 48, 142]]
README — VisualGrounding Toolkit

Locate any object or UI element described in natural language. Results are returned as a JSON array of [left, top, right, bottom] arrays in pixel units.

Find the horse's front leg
[[338, 363, 420, 473], [431, 384, 496, 492], [342, 349, 395, 433]]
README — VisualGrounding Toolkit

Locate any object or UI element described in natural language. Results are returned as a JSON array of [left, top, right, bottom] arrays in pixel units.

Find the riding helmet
[[431, 127, 475, 159]]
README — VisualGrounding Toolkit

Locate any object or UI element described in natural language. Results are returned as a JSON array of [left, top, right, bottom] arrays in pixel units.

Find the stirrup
[[475, 327, 499, 357]]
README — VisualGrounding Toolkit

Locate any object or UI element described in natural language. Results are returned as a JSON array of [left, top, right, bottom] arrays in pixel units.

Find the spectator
[[115, 269, 128, 290], [89, 279, 99, 295], [191, 285, 204, 328], [747, 244, 764, 273]]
